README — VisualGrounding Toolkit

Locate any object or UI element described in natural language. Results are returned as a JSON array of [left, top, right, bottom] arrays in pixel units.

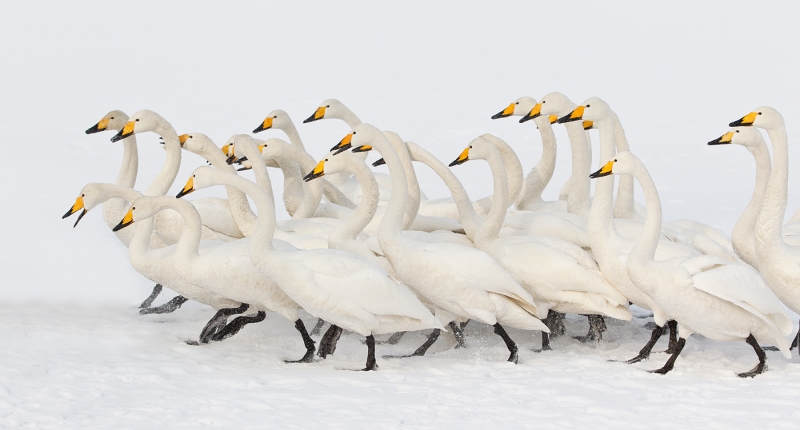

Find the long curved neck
[[564, 122, 591, 218], [755, 122, 790, 250], [406, 142, 481, 237], [613, 114, 637, 219], [732, 140, 771, 260], [588, 117, 619, 245], [115, 135, 138, 188], [385, 133, 419, 229], [234, 143, 278, 253], [279, 144, 323, 219], [143, 125, 181, 197], [474, 146, 509, 244], [338, 108, 362, 128], [481, 134, 523, 206], [204, 148, 258, 237], [280, 121, 306, 151], [372, 135, 408, 241], [516, 116, 557, 210], [159, 198, 203, 259], [628, 160, 662, 263], [329, 158, 380, 245]]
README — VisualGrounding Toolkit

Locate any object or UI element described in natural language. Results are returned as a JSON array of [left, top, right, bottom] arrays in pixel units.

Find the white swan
[[708, 127, 800, 269], [330, 124, 549, 363], [189, 138, 443, 370], [591, 151, 792, 376], [730, 106, 800, 350], [449, 136, 631, 348]]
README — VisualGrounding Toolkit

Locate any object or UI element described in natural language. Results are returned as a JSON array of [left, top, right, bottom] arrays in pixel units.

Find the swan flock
[[62, 96, 800, 377]]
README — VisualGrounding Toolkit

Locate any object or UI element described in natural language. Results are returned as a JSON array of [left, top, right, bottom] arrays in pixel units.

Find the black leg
[[551, 312, 566, 337], [317, 325, 343, 359], [533, 331, 552, 353], [310, 318, 327, 336], [738, 334, 768, 378], [663, 320, 678, 354], [363, 335, 378, 371], [139, 295, 189, 315], [385, 331, 405, 345], [210, 311, 266, 342], [383, 329, 441, 359], [614, 324, 664, 364], [533, 311, 555, 352], [649, 338, 686, 375], [197, 303, 250, 343], [286, 319, 317, 363], [139, 284, 163, 308], [493, 323, 519, 364], [449, 321, 467, 349], [460, 320, 470, 331], [574, 315, 605, 343]]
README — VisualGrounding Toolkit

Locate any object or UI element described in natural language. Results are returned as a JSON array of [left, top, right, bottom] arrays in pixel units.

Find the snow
[[3, 0, 800, 427]]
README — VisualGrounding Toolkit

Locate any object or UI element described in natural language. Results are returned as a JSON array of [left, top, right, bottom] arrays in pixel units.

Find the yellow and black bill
[[519, 103, 543, 123], [449, 147, 470, 167], [331, 133, 353, 154], [176, 176, 195, 198], [372, 158, 386, 167], [110, 121, 136, 142], [303, 161, 325, 182], [708, 132, 734, 145], [253, 116, 273, 133], [557, 106, 585, 124], [491, 103, 516, 120], [85, 118, 109, 134], [583, 120, 594, 130], [63, 196, 88, 227], [729, 112, 758, 127], [112, 208, 134, 232], [303, 106, 326, 123], [589, 160, 615, 179], [351, 145, 372, 153]]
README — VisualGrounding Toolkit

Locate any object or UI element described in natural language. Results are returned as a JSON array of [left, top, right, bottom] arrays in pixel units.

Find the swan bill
[[372, 158, 386, 167], [253, 117, 273, 133], [491, 103, 516, 119], [221, 143, 231, 156], [590, 160, 615, 178], [110, 121, 136, 142], [85, 118, 108, 134], [583, 120, 594, 130], [176, 176, 195, 198], [72, 209, 88, 228], [331, 133, 353, 154], [708, 132, 734, 145], [225, 154, 237, 165], [303, 161, 325, 182], [519, 103, 543, 123], [62, 196, 84, 219], [729, 112, 758, 127], [303, 106, 326, 123], [557, 106, 585, 124], [112, 209, 134, 232], [178, 134, 189, 146], [449, 148, 470, 167], [352, 145, 372, 153]]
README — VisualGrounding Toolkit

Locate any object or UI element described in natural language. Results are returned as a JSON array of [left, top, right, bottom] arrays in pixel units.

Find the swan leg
[[738, 334, 768, 378], [382, 329, 441, 359], [139, 295, 189, 315], [658, 320, 679, 354], [533, 311, 557, 352], [574, 315, 605, 343], [317, 325, 343, 359], [549, 312, 566, 338], [648, 338, 686, 375], [139, 284, 163, 309], [449, 321, 467, 349], [532, 331, 552, 353], [460, 320, 470, 331], [197, 303, 250, 343], [362, 335, 378, 371], [310, 318, 327, 336], [286, 319, 316, 363], [209, 311, 266, 342], [493, 323, 518, 364], [615, 324, 664, 364]]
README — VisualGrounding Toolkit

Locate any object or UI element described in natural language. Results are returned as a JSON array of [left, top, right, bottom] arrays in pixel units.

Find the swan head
[[179, 133, 224, 163], [329, 123, 381, 155], [86, 110, 129, 134], [110, 110, 167, 142], [253, 109, 293, 133], [491, 96, 539, 120], [729, 106, 782, 129], [112, 196, 183, 232], [589, 151, 637, 178], [448, 136, 494, 167], [174, 166, 220, 199], [521, 92, 592, 129], [303, 99, 347, 123], [64, 183, 132, 228], [558, 97, 611, 125], [257, 137, 291, 160], [708, 127, 763, 148]]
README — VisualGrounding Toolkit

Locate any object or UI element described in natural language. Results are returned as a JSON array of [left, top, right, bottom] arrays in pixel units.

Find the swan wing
[[190, 197, 244, 238]]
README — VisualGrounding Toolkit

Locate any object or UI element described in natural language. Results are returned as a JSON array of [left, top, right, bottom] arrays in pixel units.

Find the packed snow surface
[[3, 0, 800, 428]]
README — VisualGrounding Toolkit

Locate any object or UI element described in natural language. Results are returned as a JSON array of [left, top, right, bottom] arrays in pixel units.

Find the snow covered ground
[[3, 1, 800, 428]]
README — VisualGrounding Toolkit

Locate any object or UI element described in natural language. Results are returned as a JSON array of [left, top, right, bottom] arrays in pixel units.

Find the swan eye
[[515, 102, 519, 105], [325, 158, 328, 162], [736, 130, 740, 133], [758, 112, 762, 115], [586, 104, 591, 108], [353, 131, 356, 135], [189, 135, 193, 139], [326, 105, 330, 108], [542, 100, 546, 103], [110, 117, 114, 119], [614, 159, 617, 162], [273, 116, 277, 119], [135, 119, 139, 121], [469, 145, 472, 148], [81, 194, 85, 197], [132, 207, 135, 210]]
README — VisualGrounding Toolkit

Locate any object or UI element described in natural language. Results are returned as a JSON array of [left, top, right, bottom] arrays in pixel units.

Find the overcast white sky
[[2, 1, 799, 300]]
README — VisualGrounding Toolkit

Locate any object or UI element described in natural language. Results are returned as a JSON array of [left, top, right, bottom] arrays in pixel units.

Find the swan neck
[[564, 123, 591, 217], [612, 114, 637, 219], [516, 116, 557, 210], [282, 122, 306, 151], [144, 127, 181, 197], [755, 125, 789, 250], [116, 135, 138, 188], [475, 146, 508, 243], [731, 141, 771, 260], [329, 159, 379, 245], [372, 135, 408, 241], [286, 146, 323, 219], [629, 161, 661, 263], [588, 119, 617, 244]]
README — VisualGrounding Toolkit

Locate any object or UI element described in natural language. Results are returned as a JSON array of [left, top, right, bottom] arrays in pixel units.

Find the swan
[[187, 138, 443, 370], [330, 124, 549, 363], [252, 108, 358, 210], [590, 151, 792, 376], [708, 127, 800, 269], [449, 136, 631, 348], [65, 182, 255, 341], [730, 106, 800, 351]]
